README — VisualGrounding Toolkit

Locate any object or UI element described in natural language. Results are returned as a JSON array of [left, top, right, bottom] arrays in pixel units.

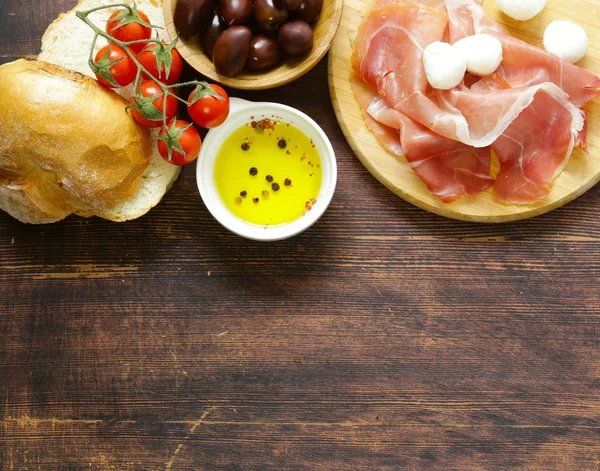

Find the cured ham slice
[[351, 4, 447, 103], [443, 0, 600, 107], [493, 89, 583, 202], [352, 76, 493, 202], [371, 0, 600, 106], [352, 3, 585, 149], [351, 0, 599, 203], [374, 0, 445, 9], [448, 83, 583, 148]]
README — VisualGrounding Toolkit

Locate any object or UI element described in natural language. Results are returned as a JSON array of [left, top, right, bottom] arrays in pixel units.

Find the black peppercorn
[[271, 183, 280, 192], [266, 175, 274, 183], [249, 167, 258, 176], [241, 143, 250, 151], [278, 139, 287, 149], [240, 190, 247, 198]]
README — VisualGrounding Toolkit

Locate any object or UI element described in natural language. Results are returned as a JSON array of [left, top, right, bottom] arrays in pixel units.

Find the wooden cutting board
[[328, 0, 600, 222]]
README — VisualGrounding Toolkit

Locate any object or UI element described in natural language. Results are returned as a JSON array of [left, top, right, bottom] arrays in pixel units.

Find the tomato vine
[[76, 2, 224, 162]]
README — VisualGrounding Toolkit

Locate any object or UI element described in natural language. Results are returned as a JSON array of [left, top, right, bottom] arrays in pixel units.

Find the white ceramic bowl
[[196, 98, 337, 241]]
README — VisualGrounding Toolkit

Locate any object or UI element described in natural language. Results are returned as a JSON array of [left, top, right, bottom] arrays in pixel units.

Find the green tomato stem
[[133, 65, 142, 95], [171, 93, 192, 106], [167, 81, 207, 89], [88, 31, 100, 65], [162, 87, 169, 138], [77, 6, 169, 93], [77, 0, 217, 142], [121, 38, 162, 47], [76, 3, 133, 17]]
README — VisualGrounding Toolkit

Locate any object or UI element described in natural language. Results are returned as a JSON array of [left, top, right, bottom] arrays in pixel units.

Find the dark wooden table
[[2, 1, 600, 470]]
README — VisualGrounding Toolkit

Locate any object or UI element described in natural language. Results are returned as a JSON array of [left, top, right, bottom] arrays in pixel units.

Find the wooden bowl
[[163, 0, 343, 90]]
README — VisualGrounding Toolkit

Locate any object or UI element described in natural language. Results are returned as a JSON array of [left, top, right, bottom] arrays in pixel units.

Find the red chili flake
[[309, 173, 313, 177], [235, 197, 243, 204], [317, 164, 320, 168], [253, 197, 259, 203], [251, 121, 257, 128], [286, 150, 291, 155], [262, 190, 269, 198], [255, 118, 275, 131], [284, 178, 292, 186], [300, 154, 306, 161], [250, 116, 254, 119], [310, 198, 317, 204], [240, 190, 247, 198]]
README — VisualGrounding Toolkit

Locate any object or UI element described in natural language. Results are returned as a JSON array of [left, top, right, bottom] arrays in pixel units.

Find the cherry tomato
[[138, 42, 183, 85], [93, 44, 137, 88], [158, 120, 201, 166], [129, 80, 178, 128], [187, 84, 230, 128], [106, 9, 152, 54]]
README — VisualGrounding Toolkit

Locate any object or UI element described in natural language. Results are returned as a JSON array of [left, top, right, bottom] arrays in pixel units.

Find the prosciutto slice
[[492, 90, 583, 202], [351, 0, 599, 203], [352, 76, 493, 202], [443, 0, 600, 107], [352, 2, 585, 148]]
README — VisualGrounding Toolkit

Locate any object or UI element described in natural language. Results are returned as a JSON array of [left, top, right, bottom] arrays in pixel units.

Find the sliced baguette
[[38, 0, 181, 222], [0, 59, 154, 224]]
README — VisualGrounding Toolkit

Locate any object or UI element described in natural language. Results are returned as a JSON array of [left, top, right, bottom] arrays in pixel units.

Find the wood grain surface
[[163, 0, 343, 90], [329, 0, 600, 222], [1, 0, 600, 470]]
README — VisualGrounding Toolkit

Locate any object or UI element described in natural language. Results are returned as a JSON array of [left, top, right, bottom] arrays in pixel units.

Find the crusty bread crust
[[0, 59, 154, 224], [0, 0, 180, 224], [38, 0, 181, 223], [0, 169, 77, 224]]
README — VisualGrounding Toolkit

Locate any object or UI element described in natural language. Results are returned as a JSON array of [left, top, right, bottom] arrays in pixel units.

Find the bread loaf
[[0, 59, 154, 223], [0, 0, 181, 224]]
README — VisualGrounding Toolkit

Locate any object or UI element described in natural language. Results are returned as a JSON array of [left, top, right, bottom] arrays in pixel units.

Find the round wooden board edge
[[326, 3, 600, 223], [163, 0, 344, 91]]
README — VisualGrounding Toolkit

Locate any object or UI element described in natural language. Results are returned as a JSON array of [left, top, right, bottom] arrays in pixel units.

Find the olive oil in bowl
[[214, 118, 323, 226]]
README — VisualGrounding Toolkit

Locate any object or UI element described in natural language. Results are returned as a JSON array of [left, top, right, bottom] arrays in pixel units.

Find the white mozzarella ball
[[423, 41, 467, 90], [543, 20, 589, 63], [453, 34, 503, 76], [496, 0, 546, 21]]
